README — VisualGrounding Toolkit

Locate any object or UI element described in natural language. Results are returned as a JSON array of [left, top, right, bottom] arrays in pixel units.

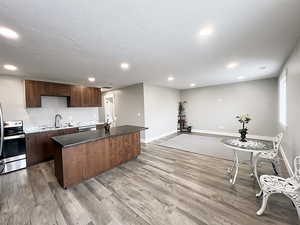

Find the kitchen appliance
[[0, 104, 26, 174], [78, 124, 97, 132]]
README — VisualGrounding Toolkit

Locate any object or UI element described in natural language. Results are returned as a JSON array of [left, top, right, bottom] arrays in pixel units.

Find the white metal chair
[[257, 156, 300, 219], [257, 133, 283, 176]]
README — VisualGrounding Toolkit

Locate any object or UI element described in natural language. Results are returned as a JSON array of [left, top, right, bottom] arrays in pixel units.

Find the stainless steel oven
[[0, 104, 26, 174]]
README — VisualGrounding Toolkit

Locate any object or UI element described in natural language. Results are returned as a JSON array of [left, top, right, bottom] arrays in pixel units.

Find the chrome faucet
[[55, 114, 63, 128]]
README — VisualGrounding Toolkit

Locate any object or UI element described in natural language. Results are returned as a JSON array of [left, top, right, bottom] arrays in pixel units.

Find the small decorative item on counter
[[104, 119, 111, 133], [236, 114, 251, 142]]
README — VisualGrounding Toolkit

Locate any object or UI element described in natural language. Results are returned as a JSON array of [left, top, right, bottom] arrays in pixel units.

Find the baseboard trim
[[279, 145, 294, 177], [192, 129, 273, 141], [142, 130, 177, 143]]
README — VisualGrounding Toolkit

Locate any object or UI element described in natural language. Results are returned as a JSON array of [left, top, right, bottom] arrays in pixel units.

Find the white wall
[[104, 83, 180, 142], [144, 84, 180, 142], [104, 83, 145, 127], [0, 75, 102, 128], [279, 40, 300, 167], [0, 76, 30, 123], [180, 78, 278, 136]]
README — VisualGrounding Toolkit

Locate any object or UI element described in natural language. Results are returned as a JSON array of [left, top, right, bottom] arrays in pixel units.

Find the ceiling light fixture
[[227, 62, 239, 69], [198, 26, 214, 37], [120, 62, 130, 70], [190, 83, 196, 87], [88, 77, 96, 82], [168, 76, 174, 81], [237, 76, 245, 80], [0, 26, 19, 40], [3, 64, 18, 71]]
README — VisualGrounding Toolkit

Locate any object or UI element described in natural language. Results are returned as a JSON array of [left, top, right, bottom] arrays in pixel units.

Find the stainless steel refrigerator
[[0, 103, 4, 173]]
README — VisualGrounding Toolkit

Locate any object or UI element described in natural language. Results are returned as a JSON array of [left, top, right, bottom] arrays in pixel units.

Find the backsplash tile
[[26, 96, 101, 128]]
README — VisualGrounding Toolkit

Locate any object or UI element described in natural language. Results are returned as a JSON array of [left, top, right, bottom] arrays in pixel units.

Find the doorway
[[104, 94, 116, 127]]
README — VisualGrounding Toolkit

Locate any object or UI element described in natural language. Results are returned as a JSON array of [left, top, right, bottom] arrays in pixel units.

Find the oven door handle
[[4, 134, 25, 141]]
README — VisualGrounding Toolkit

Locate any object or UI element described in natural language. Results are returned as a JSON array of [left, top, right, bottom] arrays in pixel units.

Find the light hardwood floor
[[0, 135, 298, 225]]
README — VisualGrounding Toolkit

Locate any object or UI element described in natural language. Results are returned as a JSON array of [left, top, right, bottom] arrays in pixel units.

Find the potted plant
[[236, 114, 251, 142]]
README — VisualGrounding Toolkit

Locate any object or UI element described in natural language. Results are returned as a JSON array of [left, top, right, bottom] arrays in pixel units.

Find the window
[[279, 69, 287, 127]]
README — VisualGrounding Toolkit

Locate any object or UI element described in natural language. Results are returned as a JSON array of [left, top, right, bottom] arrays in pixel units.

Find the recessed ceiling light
[[237, 76, 245, 80], [198, 26, 214, 37], [3, 64, 18, 71], [168, 76, 174, 81], [120, 62, 130, 70], [227, 62, 239, 69], [88, 77, 96, 82], [190, 83, 196, 87], [0, 26, 19, 40]]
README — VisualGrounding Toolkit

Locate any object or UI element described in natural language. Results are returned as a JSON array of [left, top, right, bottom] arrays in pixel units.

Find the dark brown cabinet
[[54, 131, 141, 188], [69, 85, 84, 107], [25, 80, 102, 108], [26, 128, 78, 166], [41, 82, 71, 97], [69, 85, 102, 107], [25, 80, 43, 107]]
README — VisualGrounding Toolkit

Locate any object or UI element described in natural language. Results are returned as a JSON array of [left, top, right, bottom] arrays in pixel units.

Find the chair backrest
[[273, 133, 283, 153], [294, 156, 300, 182]]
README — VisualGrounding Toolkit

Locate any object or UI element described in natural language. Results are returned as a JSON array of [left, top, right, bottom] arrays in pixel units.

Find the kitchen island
[[52, 125, 147, 188]]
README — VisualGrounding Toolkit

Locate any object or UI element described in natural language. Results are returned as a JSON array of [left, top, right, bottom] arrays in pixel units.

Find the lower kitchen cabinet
[[26, 128, 78, 166]]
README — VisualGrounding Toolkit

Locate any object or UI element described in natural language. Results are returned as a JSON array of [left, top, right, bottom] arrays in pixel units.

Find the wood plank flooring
[[0, 135, 298, 225]]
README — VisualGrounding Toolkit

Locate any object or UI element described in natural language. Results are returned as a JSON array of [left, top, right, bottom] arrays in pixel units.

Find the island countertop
[[52, 125, 147, 148]]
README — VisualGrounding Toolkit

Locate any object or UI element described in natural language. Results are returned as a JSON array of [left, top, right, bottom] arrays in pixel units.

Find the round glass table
[[222, 138, 274, 195]]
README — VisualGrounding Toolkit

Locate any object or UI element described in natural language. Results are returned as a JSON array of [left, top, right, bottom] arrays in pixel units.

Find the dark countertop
[[52, 125, 147, 148], [24, 122, 104, 134]]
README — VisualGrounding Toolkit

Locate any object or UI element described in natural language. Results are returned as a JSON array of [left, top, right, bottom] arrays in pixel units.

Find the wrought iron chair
[[257, 133, 283, 176], [257, 156, 300, 219]]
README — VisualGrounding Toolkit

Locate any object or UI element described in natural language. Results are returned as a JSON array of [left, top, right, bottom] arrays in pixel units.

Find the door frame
[[104, 93, 116, 126]]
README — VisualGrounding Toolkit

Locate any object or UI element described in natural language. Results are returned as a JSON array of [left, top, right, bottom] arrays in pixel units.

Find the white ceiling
[[0, 0, 300, 89]]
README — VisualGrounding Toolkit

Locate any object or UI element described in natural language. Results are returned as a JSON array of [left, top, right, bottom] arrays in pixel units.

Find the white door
[[104, 95, 116, 126]]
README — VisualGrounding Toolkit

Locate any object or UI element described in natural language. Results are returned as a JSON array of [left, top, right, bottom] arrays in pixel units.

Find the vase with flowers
[[236, 114, 251, 142]]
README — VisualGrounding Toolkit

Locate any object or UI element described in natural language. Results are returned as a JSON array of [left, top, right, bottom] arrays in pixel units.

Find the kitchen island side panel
[[55, 131, 140, 188]]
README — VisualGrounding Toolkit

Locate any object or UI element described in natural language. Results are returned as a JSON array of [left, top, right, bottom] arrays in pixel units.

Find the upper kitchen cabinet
[[25, 80, 102, 108], [84, 87, 102, 107], [25, 80, 43, 107], [69, 86, 102, 107], [41, 82, 71, 97], [69, 85, 84, 107]]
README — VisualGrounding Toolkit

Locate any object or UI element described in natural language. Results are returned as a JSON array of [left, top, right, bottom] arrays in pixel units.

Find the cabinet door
[[26, 128, 78, 167], [70, 86, 102, 107], [26, 132, 49, 166], [92, 88, 102, 107], [85, 87, 102, 107], [69, 85, 84, 107], [25, 80, 42, 107], [82, 86, 92, 107], [63, 128, 78, 135], [97, 88, 102, 107], [42, 82, 71, 96]]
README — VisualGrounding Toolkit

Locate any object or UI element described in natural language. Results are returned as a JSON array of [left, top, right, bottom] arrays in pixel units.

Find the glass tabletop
[[221, 138, 273, 152]]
